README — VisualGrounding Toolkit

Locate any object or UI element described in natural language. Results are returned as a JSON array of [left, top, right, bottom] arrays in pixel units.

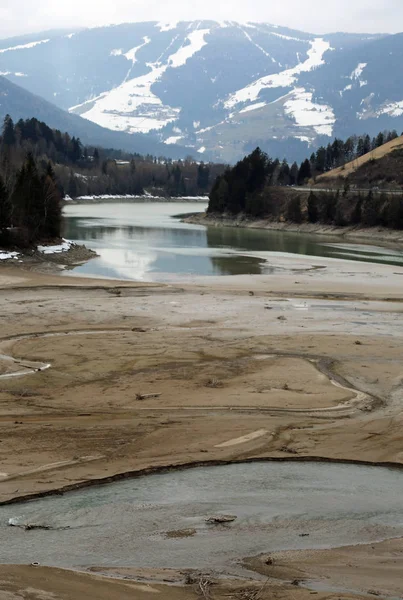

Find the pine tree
[[2, 115, 16, 148], [315, 147, 327, 173], [197, 163, 210, 190], [278, 159, 290, 185], [297, 159, 311, 185], [11, 154, 44, 241], [289, 162, 299, 185], [375, 132, 385, 148]]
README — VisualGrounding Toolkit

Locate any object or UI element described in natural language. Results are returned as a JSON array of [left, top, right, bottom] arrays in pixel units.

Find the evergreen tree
[[363, 135, 371, 155], [208, 176, 229, 213], [197, 163, 210, 190], [2, 115, 16, 148], [11, 154, 44, 241], [278, 159, 290, 185], [375, 132, 385, 148], [356, 137, 366, 157], [297, 159, 311, 185], [289, 162, 299, 185], [314, 147, 327, 173]]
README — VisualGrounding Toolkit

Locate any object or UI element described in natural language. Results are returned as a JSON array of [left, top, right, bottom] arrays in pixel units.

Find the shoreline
[[0, 241, 98, 274], [67, 195, 209, 204], [2, 455, 403, 507], [185, 212, 403, 244]]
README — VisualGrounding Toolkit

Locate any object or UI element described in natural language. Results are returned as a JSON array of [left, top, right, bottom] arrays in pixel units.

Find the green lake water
[[63, 202, 403, 281]]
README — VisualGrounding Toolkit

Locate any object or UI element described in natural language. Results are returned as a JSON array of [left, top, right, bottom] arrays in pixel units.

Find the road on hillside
[[292, 187, 403, 195]]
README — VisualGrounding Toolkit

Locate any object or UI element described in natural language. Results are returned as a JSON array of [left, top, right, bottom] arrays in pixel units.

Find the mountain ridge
[[0, 21, 401, 162]]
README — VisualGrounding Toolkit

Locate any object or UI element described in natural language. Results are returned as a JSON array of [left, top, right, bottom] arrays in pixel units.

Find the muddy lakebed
[[2, 461, 403, 573]]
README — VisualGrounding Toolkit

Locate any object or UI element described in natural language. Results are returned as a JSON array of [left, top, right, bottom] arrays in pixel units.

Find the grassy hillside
[[318, 135, 403, 183]]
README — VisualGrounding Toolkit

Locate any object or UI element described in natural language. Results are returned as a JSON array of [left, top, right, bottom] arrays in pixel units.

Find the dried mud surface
[[1, 260, 403, 600]]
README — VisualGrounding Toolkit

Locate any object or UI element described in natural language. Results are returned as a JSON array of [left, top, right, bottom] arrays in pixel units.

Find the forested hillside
[[208, 134, 403, 230], [0, 115, 224, 248]]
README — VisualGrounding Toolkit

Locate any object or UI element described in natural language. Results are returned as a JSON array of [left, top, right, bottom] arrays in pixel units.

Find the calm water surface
[[63, 202, 403, 281], [2, 462, 403, 572]]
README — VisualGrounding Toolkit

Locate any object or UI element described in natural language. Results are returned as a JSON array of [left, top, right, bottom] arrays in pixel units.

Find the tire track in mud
[[0, 328, 381, 418]]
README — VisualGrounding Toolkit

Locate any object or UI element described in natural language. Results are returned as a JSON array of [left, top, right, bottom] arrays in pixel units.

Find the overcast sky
[[0, 0, 401, 39]]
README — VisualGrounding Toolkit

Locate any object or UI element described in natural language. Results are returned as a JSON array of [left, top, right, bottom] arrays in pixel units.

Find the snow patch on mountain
[[168, 29, 210, 68], [165, 135, 184, 144], [350, 62, 367, 79], [356, 95, 403, 120], [284, 87, 335, 136], [157, 22, 178, 32], [379, 101, 403, 118], [76, 63, 180, 133], [341, 84, 353, 94], [0, 39, 50, 54], [224, 38, 330, 109], [124, 36, 151, 63], [73, 28, 210, 133], [239, 101, 267, 113], [0, 71, 26, 77]]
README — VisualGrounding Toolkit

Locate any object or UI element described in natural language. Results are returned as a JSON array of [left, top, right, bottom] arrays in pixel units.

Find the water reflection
[[63, 202, 403, 281]]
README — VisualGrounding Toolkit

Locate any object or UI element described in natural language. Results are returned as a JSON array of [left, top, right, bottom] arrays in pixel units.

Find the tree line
[[0, 115, 224, 202], [208, 130, 401, 203], [0, 114, 225, 248], [0, 116, 63, 247]]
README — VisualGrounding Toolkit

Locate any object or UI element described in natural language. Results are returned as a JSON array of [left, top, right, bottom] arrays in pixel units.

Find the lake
[[63, 202, 403, 281]]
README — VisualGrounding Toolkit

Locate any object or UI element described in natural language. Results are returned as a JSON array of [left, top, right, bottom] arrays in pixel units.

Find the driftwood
[[184, 573, 214, 599], [205, 514, 237, 524], [9, 522, 52, 531], [236, 578, 269, 600], [135, 393, 161, 401], [8, 520, 69, 531]]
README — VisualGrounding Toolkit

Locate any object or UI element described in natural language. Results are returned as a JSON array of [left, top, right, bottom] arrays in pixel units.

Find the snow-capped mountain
[[0, 22, 401, 162]]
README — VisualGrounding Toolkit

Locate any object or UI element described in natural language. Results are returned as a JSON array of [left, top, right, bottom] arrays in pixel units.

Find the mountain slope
[[0, 22, 400, 162], [298, 33, 403, 140], [0, 76, 195, 158]]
